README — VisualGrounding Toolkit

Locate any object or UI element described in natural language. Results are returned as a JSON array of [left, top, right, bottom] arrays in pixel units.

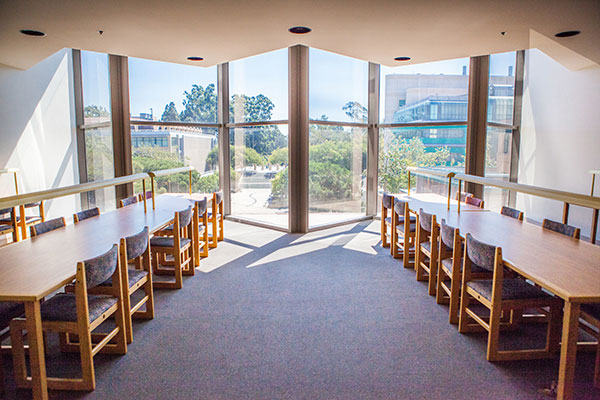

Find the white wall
[[0, 49, 79, 219], [518, 49, 600, 240]]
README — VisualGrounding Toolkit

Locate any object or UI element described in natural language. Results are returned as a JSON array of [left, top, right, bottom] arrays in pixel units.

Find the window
[[128, 57, 219, 195], [484, 51, 517, 210], [228, 49, 289, 228], [81, 50, 115, 211], [378, 58, 470, 211]]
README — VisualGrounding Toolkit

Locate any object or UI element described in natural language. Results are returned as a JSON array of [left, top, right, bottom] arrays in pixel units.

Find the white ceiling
[[0, 0, 598, 70]]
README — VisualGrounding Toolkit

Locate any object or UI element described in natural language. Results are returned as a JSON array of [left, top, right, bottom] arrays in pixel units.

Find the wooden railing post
[[407, 170, 411, 196], [457, 180, 462, 213]]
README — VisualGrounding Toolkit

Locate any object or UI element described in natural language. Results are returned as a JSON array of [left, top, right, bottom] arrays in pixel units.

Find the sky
[[82, 48, 516, 124]]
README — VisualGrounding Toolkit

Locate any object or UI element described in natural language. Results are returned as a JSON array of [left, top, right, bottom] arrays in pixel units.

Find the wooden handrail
[[0, 173, 149, 210], [454, 172, 600, 210]]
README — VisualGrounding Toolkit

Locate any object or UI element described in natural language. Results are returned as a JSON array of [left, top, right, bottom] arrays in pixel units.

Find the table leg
[[557, 301, 580, 400], [25, 301, 48, 400]]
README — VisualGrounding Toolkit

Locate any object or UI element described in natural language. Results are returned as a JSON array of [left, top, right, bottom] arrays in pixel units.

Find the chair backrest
[[30, 217, 66, 237], [196, 198, 208, 215], [456, 192, 473, 202], [382, 193, 394, 210], [74, 207, 100, 223], [500, 206, 523, 221], [465, 233, 497, 272], [177, 206, 193, 228], [124, 227, 149, 260], [440, 219, 456, 249], [465, 196, 484, 208], [214, 190, 223, 205], [140, 190, 152, 200], [418, 208, 433, 232], [83, 244, 119, 289], [120, 195, 139, 208], [394, 199, 407, 216], [0, 207, 14, 218], [542, 219, 580, 239], [24, 201, 41, 209]]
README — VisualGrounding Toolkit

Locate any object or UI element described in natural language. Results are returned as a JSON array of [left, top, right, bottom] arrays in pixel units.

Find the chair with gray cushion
[[391, 200, 417, 268], [465, 195, 485, 208], [10, 245, 127, 391], [0, 207, 19, 243], [380, 193, 395, 248], [193, 198, 209, 264], [73, 207, 100, 223], [414, 208, 439, 295], [119, 195, 139, 208], [30, 217, 66, 237], [150, 206, 194, 289], [16, 201, 45, 239], [436, 219, 492, 324], [456, 192, 474, 203], [500, 206, 524, 221], [88, 227, 154, 344], [208, 190, 224, 248], [458, 233, 562, 361], [0, 301, 25, 394], [542, 218, 580, 239]]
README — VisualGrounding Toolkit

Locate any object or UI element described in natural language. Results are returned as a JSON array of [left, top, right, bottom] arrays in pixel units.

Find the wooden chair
[[0, 301, 25, 394], [0, 207, 19, 243], [579, 303, 600, 388], [119, 195, 139, 208], [17, 201, 45, 239], [86, 227, 154, 344], [380, 193, 395, 248], [391, 200, 417, 268], [73, 207, 100, 223], [30, 217, 66, 237], [11, 244, 127, 391], [500, 206, 524, 221], [465, 196, 485, 208], [150, 206, 194, 289], [436, 219, 493, 324], [542, 218, 580, 239], [208, 191, 224, 248], [192, 198, 209, 267], [458, 233, 562, 361], [414, 208, 439, 295]]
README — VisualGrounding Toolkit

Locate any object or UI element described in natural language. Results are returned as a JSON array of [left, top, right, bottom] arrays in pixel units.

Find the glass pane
[[308, 125, 367, 228], [377, 126, 466, 213], [309, 48, 368, 123], [128, 57, 217, 123], [229, 48, 288, 122], [484, 126, 512, 211], [230, 125, 288, 229], [81, 51, 115, 211], [488, 51, 516, 125], [380, 58, 470, 124], [131, 125, 219, 195]]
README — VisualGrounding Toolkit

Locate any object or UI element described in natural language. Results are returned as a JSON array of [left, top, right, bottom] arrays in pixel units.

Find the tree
[[230, 94, 274, 123], [179, 83, 217, 123], [268, 147, 288, 165], [343, 101, 367, 123], [84, 105, 109, 118], [206, 145, 265, 168], [161, 102, 180, 121]]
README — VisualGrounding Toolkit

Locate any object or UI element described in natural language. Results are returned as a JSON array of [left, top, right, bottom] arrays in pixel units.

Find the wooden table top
[[0, 195, 192, 302], [395, 193, 488, 214]]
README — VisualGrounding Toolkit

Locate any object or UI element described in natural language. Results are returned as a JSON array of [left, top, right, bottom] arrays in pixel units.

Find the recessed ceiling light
[[187, 56, 204, 61], [289, 26, 311, 34], [20, 29, 45, 37], [555, 30, 580, 38], [394, 56, 411, 61]]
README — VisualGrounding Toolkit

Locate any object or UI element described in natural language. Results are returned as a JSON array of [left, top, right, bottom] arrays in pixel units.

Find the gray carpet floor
[[2, 220, 599, 399]]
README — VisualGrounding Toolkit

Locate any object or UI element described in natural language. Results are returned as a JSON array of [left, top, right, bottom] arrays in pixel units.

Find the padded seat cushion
[[467, 278, 552, 302], [385, 215, 416, 225], [422, 241, 431, 253], [99, 269, 147, 288], [0, 301, 25, 329], [441, 258, 488, 274], [150, 236, 191, 248], [0, 216, 40, 224], [396, 223, 416, 233], [581, 303, 600, 320], [41, 293, 117, 323]]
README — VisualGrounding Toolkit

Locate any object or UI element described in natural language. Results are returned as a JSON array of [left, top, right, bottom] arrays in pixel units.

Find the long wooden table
[[0, 195, 192, 400], [398, 193, 600, 400]]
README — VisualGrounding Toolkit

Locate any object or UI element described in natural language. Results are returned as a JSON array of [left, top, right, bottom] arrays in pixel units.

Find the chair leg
[[174, 251, 183, 289], [78, 328, 95, 391], [112, 300, 128, 355], [218, 217, 224, 241], [123, 291, 133, 344], [9, 321, 28, 388], [486, 304, 502, 361], [547, 303, 562, 354], [448, 275, 461, 325], [595, 338, 600, 388], [458, 288, 470, 333], [435, 266, 446, 305]]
